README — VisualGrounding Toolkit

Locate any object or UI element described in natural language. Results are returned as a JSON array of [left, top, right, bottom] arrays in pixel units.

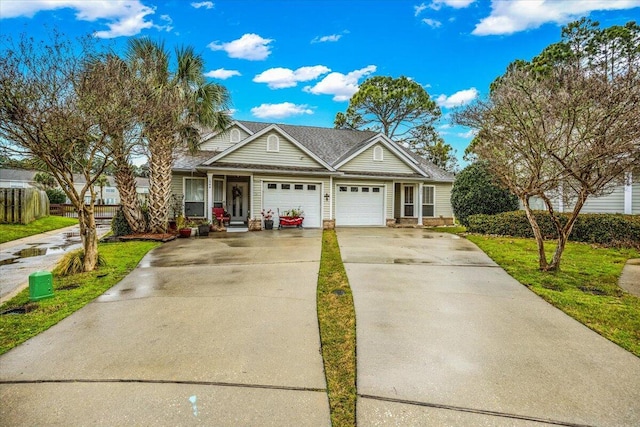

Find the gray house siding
[[340, 143, 416, 175], [433, 182, 453, 218]]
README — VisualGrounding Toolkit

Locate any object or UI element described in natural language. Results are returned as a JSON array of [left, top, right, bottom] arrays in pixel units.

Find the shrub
[[45, 188, 66, 204], [111, 208, 132, 237], [467, 211, 640, 248], [450, 161, 519, 226], [53, 249, 107, 276]]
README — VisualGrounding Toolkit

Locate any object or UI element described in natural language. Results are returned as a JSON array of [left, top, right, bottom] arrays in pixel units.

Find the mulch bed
[[118, 233, 177, 242]]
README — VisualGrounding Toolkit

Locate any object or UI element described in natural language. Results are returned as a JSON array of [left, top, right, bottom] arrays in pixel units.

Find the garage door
[[336, 185, 384, 226], [263, 182, 321, 228]]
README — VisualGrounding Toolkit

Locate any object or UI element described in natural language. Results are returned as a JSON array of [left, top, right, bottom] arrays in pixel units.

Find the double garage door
[[263, 182, 321, 228], [336, 185, 385, 226]]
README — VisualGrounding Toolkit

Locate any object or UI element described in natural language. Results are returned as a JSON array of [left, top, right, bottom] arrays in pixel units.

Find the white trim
[[334, 135, 428, 177], [266, 134, 280, 152], [207, 172, 213, 221], [230, 128, 241, 143], [418, 182, 423, 223], [624, 172, 633, 215], [329, 176, 333, 220], [250, 175, 255, 219], [204, 124, 335, 171], [421, 184, 436, 218], [373, 145, 383, 161]]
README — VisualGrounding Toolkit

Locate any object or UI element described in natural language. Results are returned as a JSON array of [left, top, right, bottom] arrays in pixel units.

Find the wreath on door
[[232, 186, 242, 200]]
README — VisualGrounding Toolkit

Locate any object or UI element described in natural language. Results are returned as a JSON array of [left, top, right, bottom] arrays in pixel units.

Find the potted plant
[[187, 219, 198, 236], [197, 219, 210, 236], [176, 215, 191, 238], [261, 209, 274, 230], [278, 207, 304, 228]]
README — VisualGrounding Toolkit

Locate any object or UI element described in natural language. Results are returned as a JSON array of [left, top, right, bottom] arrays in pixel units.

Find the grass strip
[[0, 216, 79, 244], [317, 230, 357, 427], [466, 235, 640, 357], [0, 240, 160, 355]]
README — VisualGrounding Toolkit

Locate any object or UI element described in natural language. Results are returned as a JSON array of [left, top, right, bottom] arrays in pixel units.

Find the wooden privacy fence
[[0, 188, 50, 224]]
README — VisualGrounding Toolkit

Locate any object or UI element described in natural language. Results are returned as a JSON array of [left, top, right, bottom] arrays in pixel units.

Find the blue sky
[[1, 0, 639, 165]]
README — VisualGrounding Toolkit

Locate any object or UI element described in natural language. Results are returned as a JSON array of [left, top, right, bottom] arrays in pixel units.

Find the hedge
[[467, 211, 640, 248]]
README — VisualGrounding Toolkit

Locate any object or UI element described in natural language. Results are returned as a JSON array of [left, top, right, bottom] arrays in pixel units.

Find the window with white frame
[[422, 186, 435, 217], [213, 179, 224, 208], [184, 177, 205, 216], [230, 128, 241, 143], [267, 134, 279, 152], [373, 145, 383, 161]]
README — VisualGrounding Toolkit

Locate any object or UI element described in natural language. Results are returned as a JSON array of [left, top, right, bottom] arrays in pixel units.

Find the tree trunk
[[114, 162, 146, 233], [521, 196, 548, 270], [546, 192, 587, 271], [76, 202, 99, 272], [147, 141, 173, 233]]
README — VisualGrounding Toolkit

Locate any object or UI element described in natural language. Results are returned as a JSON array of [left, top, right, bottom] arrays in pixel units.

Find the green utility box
[[29, 271, 54, 301]]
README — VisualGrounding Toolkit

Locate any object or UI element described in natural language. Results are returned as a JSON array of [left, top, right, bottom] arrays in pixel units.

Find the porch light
[[324, 193, 330, 202]]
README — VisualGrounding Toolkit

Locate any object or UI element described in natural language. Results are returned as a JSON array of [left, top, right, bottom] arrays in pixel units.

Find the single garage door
[[336, 185, 384, 226], [263, 182, 321, 228]]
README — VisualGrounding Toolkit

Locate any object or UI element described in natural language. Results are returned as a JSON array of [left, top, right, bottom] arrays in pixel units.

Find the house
[[0, 168, 150, 205], [170, 120, 455, 230], [526, 174, 640, 215]]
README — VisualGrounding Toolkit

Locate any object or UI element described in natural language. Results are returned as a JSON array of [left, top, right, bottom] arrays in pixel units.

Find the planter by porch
[[264, 220, 274, 230], [178, 228, 191, 238], [198, 224, 210, 236]]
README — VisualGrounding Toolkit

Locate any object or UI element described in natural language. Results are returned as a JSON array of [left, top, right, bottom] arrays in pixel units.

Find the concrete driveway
[[337, 228, 640, 426], [0, 230, 330, 426]]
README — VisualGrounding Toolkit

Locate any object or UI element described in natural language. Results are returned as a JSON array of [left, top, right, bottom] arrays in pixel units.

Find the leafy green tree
[[33, 172, 56, 189], [46, 188, 67, 204], [127, 39, 231, 233], [456, 19, 640, 271], [450, 162, 518, 226], [334, 76, 454, 169]]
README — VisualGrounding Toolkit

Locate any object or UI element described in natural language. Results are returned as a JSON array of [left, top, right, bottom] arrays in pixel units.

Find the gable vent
[[373, 145, 383, 161], [230, 128, 241, 143], [267, 134, 279, 152]]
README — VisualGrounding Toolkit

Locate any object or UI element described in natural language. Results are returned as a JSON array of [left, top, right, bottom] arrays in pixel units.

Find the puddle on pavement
[[63, 231, 81, 238], [0, 257, 19, 266], [14, 247, 48, 258], [393, 258, 433, 264]]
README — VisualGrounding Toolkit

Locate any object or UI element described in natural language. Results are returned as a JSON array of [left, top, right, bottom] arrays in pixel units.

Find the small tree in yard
[[455, 19, 640, 271], [0, 33, 118, 271], [451, 162, 519, 226]]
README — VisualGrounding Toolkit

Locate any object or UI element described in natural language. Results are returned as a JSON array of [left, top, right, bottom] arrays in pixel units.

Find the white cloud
[[311, 34, 342, 43], [254, 66, 330, 89], [205, 68, 241, 79], [251, 102, 314, 119], [208, 33, 273, 60], [457, 129, 477, 139], [422, 18, 442, 28], [304, 65, 377, 101], [429, 0, 476, 11], [473, 0, 640, 36], [154, 14, 173, 33], [437, 87, 478, 108], [190, 1, 214, 9], [0, 0, 157, 38], [414, 3, 427, 16]]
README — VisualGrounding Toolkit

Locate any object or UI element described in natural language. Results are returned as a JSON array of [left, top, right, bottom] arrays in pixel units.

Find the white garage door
[[336, 185, 385, 226], [263, 182, 321, 228]]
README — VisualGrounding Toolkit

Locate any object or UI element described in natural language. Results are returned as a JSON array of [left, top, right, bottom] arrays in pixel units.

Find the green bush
[[467, 211, 640, 247], [450, 162, 519, 226], [45, 188, 67, 204], [111, 208, 132, 237]]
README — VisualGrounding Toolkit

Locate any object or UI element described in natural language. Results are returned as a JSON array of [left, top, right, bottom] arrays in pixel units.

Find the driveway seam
[[358, 394, 595, 427], [1, 378, 327, 393]]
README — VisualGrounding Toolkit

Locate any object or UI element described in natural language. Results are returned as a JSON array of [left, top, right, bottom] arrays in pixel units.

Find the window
[[281, 183, 290, 189], [307, 185, 316, 191], [403, 185, 414, 216], [362, 187, 370, 192], [267, 134, 279, 152], [339, 186, 347, 192], [230, 128, 241, 143], [213, 180, 224, 208], [351, 187, 358, 192], [372, 187, 380, 193], [185, 178, 205, 217], [373, 146, 383, 161], [422, 186, 435, 217], [267, 183, 277, 189], [295, 184, 304, 190]]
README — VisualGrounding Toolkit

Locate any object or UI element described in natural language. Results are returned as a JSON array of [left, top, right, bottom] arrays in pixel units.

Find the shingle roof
[[181, 120, 454, 182]]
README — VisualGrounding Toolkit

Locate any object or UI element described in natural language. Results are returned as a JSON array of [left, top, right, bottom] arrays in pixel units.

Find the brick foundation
[[248, 219, 262, 231], [422, 217, 455, 226], [323, 219, 335, 230]]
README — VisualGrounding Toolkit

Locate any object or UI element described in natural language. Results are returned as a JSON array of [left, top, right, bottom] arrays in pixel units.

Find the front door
[[228, 182, 248, 224]]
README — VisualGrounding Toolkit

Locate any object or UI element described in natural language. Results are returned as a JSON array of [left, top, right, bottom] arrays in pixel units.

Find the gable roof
[[179, 120, 454, 182]]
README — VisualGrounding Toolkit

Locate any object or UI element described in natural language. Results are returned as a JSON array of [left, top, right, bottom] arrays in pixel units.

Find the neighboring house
[[0, 168, 149, 205], [525, 174, 640, 215], [171, 120, 455, 230]]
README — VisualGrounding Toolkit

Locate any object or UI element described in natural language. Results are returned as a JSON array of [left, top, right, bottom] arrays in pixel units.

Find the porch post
[[624, 172, 632, 215], [417, 182, 423, 225], [207, 172, 213, 221]]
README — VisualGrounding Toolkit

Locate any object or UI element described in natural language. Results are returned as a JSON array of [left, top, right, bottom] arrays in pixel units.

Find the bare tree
[[455, 19, 640, 271], [0, 33, 114, 271]]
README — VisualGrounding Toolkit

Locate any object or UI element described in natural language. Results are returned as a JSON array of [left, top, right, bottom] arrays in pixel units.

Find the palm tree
[[127, 39, 231, 233], [94, 174, 109, 205]]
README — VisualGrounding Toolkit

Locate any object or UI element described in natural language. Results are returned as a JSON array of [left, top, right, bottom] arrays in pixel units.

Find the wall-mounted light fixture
[[324, 193, 330, 202]]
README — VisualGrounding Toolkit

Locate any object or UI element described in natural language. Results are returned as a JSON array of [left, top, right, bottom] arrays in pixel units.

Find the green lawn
[[0, 240, 160, 355], [0, 216, 79, 244], [466, 235, 640, 357], [317, 230, 357, 427]]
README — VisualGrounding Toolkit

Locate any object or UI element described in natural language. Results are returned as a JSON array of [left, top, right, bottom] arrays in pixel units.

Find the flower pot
[[178, 228, 191, 238], [198, 224, 210, 236], [264, 220, 274, 230]]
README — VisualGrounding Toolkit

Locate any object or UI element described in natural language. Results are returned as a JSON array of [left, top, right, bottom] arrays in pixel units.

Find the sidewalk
[[0, 224, 111, 304], [619, 258, 640, 297]]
